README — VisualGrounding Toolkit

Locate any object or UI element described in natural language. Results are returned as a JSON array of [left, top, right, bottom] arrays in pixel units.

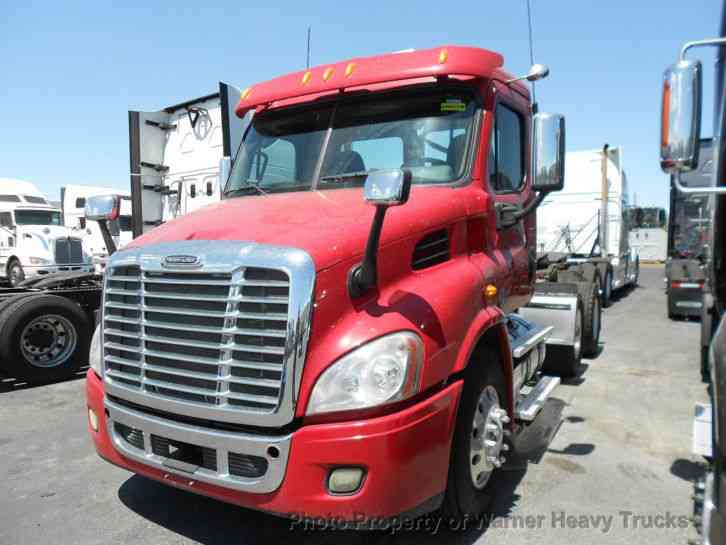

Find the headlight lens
[[89, 324, 102, 376], [306, 332, 424, 415], [29, 257, 52, 265]]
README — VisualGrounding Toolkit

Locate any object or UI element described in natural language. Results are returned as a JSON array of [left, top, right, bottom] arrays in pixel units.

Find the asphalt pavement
[[0, 266, 707, 545]]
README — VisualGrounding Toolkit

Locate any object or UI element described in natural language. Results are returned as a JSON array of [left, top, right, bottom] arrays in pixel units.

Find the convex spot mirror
[[363, 169, 412, 207]]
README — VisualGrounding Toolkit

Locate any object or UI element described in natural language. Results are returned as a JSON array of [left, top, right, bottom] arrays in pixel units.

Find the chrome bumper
[[105, 397, 291, 493]]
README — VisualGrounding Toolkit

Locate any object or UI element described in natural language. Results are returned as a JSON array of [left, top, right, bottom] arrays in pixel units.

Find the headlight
[[29, 257, 52, 265], [89, 324, 102, 376], [306, 332, 424, 415]]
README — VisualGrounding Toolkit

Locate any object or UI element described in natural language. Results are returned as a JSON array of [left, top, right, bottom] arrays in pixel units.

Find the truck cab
[[87, 46, 583, 522], [0, 178, 92, 286]]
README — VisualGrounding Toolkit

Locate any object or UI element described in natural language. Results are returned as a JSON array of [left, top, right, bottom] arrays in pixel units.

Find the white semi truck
[[0, 178, 92, 286], [536, 146, 640, 306]]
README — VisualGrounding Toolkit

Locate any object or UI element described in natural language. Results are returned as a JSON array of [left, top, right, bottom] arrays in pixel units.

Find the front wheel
[[7, 259, 25, 287], [602, 269, 613, 308], [442, 345, 510, 520]]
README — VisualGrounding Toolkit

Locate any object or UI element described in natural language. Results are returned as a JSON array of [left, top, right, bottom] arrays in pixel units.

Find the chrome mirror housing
[[532, 113, 566, 191], [85, 195, 120, 221], [660, 59, 702, 173], [363, 169, 412, 207]]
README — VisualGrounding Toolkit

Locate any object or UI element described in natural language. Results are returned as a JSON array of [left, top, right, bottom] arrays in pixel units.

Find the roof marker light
[[302, 71, 312, 85], [345, 62, 356, 77], [439, 48, 448, 64], [323, 67, 334, 81], [240, 87, 252, 101]]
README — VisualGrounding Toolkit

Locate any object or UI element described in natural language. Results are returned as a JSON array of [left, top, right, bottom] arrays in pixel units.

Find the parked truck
[[85, 46, 599, 523], [659, 9, 726, 543], [629, 206, 668, 263], [0, 84, 240, 384], [536, 147, 640, 308], [665, 139, 714, 322]]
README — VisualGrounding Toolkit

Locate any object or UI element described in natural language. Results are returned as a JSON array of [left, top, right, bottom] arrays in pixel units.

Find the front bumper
[[87, 370, 463, 520], [24, 263, 92, 277], [669, 286, 703, 317]]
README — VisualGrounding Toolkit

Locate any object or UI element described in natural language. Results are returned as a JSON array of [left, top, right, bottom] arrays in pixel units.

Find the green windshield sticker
[[441, 99, 466, 112]]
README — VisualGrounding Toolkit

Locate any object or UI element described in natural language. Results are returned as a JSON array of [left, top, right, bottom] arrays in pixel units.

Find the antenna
[[306, 26, 311, 69], [526, 0, 536, 103]]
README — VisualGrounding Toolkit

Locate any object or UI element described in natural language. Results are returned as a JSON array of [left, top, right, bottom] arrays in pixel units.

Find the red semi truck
[[85, 46, 585, 523]]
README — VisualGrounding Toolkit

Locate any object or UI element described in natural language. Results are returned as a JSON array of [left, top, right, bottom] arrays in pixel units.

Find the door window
[[489, 104, 525, 192]]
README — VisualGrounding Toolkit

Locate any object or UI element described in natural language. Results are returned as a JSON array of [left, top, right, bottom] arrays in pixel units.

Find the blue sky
[[0, 0, 719, 208]]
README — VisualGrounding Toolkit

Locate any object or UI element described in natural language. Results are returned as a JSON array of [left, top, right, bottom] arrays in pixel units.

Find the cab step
[[515, 375, 561, 422]]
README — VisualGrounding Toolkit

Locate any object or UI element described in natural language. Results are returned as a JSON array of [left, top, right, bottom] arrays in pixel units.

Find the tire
[[602, 269, 613, 308], [579, 280, 601, 357], [667, 292, 676, 320], [632, 258, 640, 286], [701, 345, 710, 384], [442, 345, 510, 520], [7, 259, 25, 287], [0, 294, 90, 383], [542, 298, 583, 377]]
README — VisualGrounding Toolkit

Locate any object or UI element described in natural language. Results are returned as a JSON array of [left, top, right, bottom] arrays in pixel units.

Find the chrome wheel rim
[[20, 314, 77, 368], [573, 306, 583, 360], [470, 386, 507, 489]]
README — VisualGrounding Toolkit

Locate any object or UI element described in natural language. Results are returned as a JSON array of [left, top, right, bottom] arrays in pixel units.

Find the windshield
[[225, 87, 478, 196], [670, 194, 711, 258], [14, 210, 62, 226]]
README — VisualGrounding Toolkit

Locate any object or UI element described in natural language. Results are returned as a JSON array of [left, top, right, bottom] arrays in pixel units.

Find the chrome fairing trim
[[520, 294, 579, 346], [102, 240, 315, 427], [106, 398, 291, 493]]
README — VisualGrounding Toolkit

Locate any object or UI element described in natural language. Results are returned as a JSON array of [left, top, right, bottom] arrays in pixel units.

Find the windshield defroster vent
[[412, 229, 450, 270]]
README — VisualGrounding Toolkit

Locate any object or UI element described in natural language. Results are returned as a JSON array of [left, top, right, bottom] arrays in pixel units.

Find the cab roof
[[235, 45, 524, 116]]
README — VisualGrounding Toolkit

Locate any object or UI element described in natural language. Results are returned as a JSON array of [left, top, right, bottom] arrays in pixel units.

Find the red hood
[[128, 186, 468, 271]]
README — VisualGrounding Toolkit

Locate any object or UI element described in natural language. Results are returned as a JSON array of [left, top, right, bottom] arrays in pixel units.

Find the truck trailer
[[86, 46, 598, 522]]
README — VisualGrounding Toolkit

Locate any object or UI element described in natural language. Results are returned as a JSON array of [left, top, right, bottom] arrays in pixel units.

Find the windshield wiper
[[319, 170, 375, 183], [225, 181, 268, 197]]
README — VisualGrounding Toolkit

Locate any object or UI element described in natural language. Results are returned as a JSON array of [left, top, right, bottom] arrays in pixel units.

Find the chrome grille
[[103, 265, 291, 413], [55, 237, 84, 264]]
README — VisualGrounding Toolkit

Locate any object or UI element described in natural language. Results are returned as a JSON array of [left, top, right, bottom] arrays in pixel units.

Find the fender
[[451, 306, 515, 416]]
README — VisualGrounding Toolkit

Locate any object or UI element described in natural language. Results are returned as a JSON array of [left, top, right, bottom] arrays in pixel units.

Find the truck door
[[488, 85, 535, 312]]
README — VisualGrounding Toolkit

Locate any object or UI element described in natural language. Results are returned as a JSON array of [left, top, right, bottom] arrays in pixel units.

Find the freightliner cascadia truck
[[86, 46, 591, 522]]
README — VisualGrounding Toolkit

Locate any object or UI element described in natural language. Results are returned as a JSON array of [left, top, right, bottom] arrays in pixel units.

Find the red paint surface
[[87, 370, 462, 519]]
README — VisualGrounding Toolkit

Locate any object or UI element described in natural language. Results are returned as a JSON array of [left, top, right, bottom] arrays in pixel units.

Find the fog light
[[88, 408, 99, 432], [328, 467, 364, 494]]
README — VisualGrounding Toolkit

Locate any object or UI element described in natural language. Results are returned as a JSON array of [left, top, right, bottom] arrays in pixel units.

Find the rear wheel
[[7, 259, 25, 287], [580, 280, 601, 357], [442, 345, 510, 520], [0, 294, 90, 383], [542, 299, 583, 377]]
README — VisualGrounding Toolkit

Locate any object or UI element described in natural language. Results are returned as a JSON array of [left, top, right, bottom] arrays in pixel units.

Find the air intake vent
[[412, 229, 450, 270]]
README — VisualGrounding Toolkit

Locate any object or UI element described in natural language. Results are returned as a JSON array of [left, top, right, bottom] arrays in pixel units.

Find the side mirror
[[532, 113, 566, 191], [363, 169, 412, 207], [85, 195, 120, 221], [660, 59, 702, 173]]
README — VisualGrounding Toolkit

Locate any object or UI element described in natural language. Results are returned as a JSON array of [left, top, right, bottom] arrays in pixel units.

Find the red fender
[[452, 306, 515, 421]]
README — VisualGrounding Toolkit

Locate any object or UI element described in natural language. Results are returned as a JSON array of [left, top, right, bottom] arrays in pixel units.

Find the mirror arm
[[499, 190, 550, 229], [97, 219, 118, 256], [349, 206, 388, 298]]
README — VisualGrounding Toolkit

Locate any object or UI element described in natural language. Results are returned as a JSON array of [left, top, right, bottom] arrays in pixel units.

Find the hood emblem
[[163, 254, 202, 268]]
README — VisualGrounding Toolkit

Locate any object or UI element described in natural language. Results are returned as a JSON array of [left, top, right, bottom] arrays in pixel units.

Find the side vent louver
[[412, 229, 450, 270]]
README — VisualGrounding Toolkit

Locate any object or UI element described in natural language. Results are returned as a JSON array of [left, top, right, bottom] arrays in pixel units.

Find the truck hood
[[129, 186, 467, 271], [17, 225, 75, 253]]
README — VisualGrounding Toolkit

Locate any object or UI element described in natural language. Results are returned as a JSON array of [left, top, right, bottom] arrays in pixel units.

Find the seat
[[447, 134, 467, 173], [324, 150, 365, 176]]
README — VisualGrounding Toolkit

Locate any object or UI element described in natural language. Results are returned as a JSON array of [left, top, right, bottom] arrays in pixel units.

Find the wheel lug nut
[[501, 444, 510, 452], [485, 439, 497, 448]]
